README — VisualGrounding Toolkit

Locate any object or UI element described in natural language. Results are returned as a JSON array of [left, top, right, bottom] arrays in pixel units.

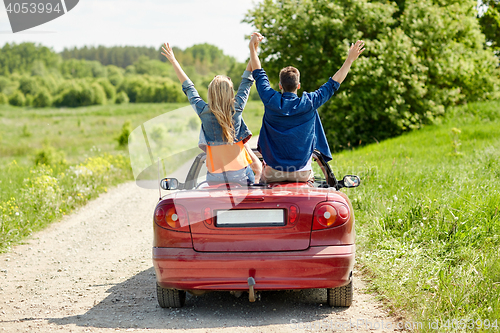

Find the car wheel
[[156, 283, 186, 308], [327, 280, 353, 307]]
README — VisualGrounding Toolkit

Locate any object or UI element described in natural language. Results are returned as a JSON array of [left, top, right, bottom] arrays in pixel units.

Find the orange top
[[206, 141, 252, 173]]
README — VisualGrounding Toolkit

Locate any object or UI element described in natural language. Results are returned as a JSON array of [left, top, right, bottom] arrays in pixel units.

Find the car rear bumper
[[153, 245, 355, 291]]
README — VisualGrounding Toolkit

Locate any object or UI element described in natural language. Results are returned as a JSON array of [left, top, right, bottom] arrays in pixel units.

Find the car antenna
[[157, 157, 161, 201]]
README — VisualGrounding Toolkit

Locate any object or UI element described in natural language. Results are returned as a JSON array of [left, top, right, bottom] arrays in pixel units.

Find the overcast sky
[[0, 0, 260, 62]]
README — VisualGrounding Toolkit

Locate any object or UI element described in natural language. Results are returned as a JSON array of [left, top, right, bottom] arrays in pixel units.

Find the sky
[[0, 0, 260, 62]]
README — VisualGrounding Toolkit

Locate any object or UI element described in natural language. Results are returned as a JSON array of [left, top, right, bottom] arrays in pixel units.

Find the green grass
[[331, 101, 500, 332], [0, 101, 266, 252]]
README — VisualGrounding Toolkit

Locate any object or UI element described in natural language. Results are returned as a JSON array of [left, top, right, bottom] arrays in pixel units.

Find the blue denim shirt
[[182, 71, 254, 147], [253, 68, 340, 170]]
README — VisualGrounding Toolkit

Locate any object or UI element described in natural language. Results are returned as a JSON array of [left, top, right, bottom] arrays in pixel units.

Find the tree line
[[0, 42, 240, 108]]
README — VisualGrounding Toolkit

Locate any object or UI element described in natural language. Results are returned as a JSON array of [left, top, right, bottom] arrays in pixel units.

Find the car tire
[[327, 280, 353, 307], [156, 283, 186, 308]]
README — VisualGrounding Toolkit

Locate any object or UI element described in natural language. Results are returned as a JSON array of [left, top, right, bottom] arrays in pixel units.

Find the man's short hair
[[279, 66, 300, 92]]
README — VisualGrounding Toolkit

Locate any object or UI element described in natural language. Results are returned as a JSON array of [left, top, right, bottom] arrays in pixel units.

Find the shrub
[[91, 82, 106, 105], [106, 65, 124, 86], [96, 78, 116, 102], [118, 76, 147, 102], [8, 90, 26, 106], [116, 120, 132, 147], [32, 88, 53, 108], [19, 76, 40, 95], [55, 81, 103, 107], [115, 91, 129, 104], [0, 92, 8, 104], [33, 145, 67, 166]]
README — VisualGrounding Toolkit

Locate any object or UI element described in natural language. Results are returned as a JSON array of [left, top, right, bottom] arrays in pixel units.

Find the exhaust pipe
[[247, 277, 256, 302]]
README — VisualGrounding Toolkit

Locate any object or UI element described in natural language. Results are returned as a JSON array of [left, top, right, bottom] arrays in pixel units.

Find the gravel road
[[0, 181, 406, 332]]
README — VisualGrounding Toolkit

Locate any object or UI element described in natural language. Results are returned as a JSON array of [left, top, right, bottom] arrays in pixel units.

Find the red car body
[[152, 150, 358, 307]]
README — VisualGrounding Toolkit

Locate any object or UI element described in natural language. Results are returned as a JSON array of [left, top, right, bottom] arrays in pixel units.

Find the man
[[249, 32, 365, 183]]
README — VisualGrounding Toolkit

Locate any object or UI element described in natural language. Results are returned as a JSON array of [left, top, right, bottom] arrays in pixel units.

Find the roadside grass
[[332, 101, 500, 332], [0, 101, 265, 252]]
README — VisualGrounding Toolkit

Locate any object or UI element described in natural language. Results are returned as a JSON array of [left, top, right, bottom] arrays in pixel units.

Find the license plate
[[216, 209, 285, 227]]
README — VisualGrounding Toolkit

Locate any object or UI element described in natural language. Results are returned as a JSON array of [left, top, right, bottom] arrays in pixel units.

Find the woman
[[161, 42, 262, 184]]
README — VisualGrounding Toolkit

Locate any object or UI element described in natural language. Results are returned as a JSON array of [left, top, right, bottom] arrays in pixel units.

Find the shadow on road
[[49, 267, 349, 330]]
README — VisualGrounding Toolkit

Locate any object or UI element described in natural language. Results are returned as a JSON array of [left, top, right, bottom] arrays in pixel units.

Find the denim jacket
[[253, 68, 339, 169], [182, 71, 254, 147]]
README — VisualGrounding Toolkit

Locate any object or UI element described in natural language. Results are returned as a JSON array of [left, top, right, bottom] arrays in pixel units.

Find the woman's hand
[[347, 40, 365, 63], [161, 43, 176, 63], [161, 42, 189, 83], [249, 32, 264, 50]]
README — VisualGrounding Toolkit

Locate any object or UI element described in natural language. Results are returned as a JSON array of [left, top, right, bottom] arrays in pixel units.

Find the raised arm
[[331, 40, 365, 84], [234, 60, 255, 112], [249, 32, 263, 71], [161, 43, 189, 84]]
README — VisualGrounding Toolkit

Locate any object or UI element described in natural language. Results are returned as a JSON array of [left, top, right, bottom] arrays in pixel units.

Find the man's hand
[[331, 40, 365, 84], [347, 40, 365, 63], [249, 32, 264, 50], [161, 43, 176, 63]]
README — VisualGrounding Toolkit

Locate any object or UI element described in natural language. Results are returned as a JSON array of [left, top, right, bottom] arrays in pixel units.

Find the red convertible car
[[153, 149, 359, 308]]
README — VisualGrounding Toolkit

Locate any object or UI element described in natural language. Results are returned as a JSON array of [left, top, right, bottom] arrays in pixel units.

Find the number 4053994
[[6, 2, 62, 14]]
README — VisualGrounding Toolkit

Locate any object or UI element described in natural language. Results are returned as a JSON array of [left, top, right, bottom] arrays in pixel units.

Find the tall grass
[[332, 101, 500, 331]]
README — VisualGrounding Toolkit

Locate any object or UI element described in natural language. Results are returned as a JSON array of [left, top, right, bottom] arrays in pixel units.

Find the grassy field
[[0, 100, 265, 251], [331, 101, 500, 331]]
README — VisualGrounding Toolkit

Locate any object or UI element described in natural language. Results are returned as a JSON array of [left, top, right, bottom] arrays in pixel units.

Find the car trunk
[[173, 185, 328, 252]]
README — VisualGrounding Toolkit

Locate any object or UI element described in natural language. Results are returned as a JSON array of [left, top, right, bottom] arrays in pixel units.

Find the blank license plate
[[216, 209, 285, 227]]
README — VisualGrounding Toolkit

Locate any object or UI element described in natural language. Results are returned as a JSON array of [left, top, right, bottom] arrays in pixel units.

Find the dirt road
[[0, 181, 406, 332]]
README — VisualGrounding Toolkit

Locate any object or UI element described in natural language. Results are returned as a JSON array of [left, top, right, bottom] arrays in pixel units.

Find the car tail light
[[203, 207, 213, 225], [313, 202, 350, 230], [288, 205, 299, 224], [154, 203, 189, 231]]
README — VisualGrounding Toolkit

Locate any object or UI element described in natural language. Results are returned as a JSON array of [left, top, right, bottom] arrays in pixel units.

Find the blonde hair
[[208, 75, 236, 143]]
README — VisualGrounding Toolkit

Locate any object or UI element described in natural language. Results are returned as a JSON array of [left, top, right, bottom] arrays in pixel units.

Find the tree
[[0, 43, 60, 75], [32, 88, 52, 108], [8, 90, 26, 106], [245, 0, 500, 150], [478, 0, 500, 52]]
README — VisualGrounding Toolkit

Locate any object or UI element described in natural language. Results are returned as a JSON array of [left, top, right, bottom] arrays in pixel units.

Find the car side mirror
[[339, 175, 360, 188], [160, 178, 181, 190]]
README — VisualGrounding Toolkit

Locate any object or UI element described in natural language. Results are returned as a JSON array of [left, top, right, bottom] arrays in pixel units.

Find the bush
[[19, 76, 40, 95], [136, 81, 185, 103], [96, 78, 116, 102], [0, 92, 8, 104], [118, 76, 147, 102], [106, 65, 124, 86], [91, 82, 106, 105], [33, 145, 66, 166], [8, 90, 26, 106], [115, 91, 129, 104], [116, 120, 132, 147], [33, 88, 53, 107], [55, 81, 105, 107]]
